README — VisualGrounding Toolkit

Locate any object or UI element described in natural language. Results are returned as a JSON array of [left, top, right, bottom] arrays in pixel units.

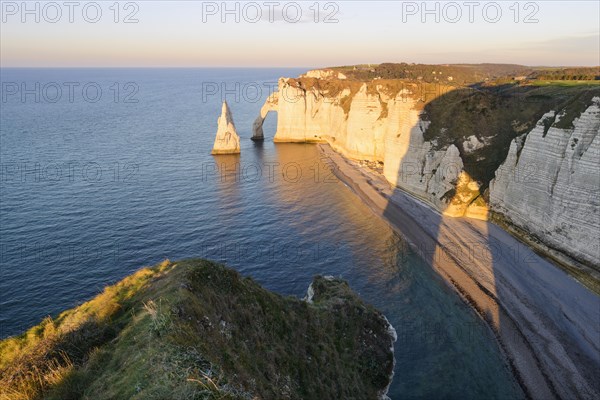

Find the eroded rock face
[[211, 101, 241, 155], [254, 76, 598, 267], [382, 108, 482, 217], [251, 92, 278, 141], [267, 78, 483, 217], [489, 98, 600, 267]]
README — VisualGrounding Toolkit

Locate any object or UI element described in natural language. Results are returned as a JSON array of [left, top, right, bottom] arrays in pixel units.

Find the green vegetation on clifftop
[[0, 260, 395, 400], [421, 83, 600, 189]]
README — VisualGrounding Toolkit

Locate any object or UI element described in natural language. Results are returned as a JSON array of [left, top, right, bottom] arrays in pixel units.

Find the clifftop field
[[328, 63, 599, 85]]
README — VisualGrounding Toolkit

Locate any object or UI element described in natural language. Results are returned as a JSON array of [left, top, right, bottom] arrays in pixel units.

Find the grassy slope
[[0, 260, 394, 400], [421, 83, 600, 189]]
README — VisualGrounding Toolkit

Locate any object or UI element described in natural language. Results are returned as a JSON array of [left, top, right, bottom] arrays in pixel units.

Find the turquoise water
[[0, 68, 523, 399]]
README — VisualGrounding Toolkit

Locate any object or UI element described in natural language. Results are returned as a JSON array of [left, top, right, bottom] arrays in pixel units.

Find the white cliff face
[[302, 69, 347, 80], [211, 101, 241, 155], [271, 78, 483, 216], [490, 98, 600, 267], [344, 84, 388, 160], [274, 79, 401, 160], [274, 80, 349, 145], [256, 77, 598, 266]]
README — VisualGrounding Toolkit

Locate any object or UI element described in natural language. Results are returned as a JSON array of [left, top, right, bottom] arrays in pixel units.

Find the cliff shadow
[[378, 85, 599, 399], [249, 81, 600, 398]]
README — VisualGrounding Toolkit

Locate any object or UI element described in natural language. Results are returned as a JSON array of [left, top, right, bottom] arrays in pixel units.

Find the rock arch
[[251, 92, 279, 141]]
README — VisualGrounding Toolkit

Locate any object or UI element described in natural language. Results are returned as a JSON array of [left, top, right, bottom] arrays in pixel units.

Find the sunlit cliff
[[253, 67, 600, 272]]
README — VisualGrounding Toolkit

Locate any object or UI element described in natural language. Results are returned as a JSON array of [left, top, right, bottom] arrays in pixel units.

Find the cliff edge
[[0, 259, 396, 400]]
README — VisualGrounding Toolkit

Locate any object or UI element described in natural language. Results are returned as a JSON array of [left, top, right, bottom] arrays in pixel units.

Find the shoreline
[[318, 143, 600, 400]]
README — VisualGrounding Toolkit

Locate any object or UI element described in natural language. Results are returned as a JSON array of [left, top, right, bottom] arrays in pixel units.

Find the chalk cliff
[[212, 101, 241, 154], [489, 98, 600, 268], [254, 72, 600, 270], [262, 77, 485, 217]]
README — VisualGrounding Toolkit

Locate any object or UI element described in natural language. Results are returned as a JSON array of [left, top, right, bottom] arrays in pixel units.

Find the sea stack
[[211, 101, 241, 155]]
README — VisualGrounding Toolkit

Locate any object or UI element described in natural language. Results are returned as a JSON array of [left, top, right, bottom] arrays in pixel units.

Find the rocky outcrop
[[211, 101, 240, 154], [490, 98, 600, 268], [302, 69, 347, 80]]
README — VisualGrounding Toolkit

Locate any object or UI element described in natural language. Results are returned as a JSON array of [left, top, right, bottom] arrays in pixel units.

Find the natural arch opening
[[251, 92, 279, 141], [252, 110, 277, 141]]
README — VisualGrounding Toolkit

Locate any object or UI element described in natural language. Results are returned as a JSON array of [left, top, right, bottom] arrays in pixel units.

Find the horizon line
[[1, 64, 599, 69]]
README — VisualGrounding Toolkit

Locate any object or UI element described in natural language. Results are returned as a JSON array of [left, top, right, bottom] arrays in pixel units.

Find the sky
[[1, 0, 599, 67]]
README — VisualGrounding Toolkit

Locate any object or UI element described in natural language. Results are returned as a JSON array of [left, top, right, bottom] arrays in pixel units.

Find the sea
[[0, 68, 524, 399]]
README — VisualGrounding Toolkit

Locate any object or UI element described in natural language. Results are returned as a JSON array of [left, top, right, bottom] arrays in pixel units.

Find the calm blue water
[[0, 68, 523, 399]]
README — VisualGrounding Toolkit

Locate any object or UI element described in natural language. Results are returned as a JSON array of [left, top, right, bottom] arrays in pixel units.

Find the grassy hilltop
[[0, 260, 395, 400]]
